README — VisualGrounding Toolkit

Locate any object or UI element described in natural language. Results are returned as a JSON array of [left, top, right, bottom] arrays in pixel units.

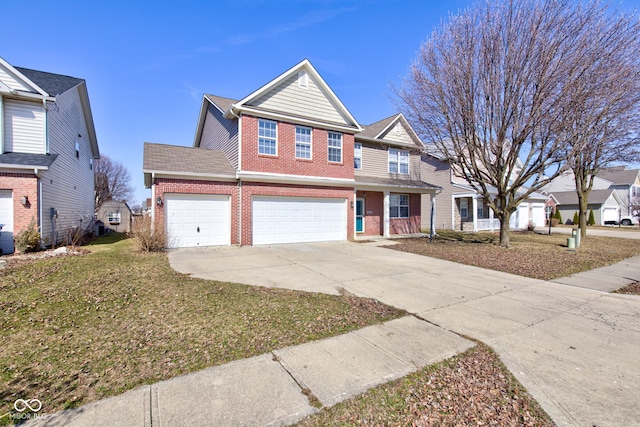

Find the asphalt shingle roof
[[0, 152, 58, 168], [143, 143, 236, 176], [359, 115, 398, 139], [551, 189, 616, 205], [15, 67, 84, 96], [597, 166, 639, 186], [354, 175, 439, 191], [205, 94, 237, 113]]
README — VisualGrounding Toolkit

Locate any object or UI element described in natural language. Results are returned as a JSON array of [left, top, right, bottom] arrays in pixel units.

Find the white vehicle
[[620, 215, 639, 226]]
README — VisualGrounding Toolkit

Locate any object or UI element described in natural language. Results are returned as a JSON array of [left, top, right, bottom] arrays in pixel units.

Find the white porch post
[[472, 197, 478, 232], [489, 207, 495, 231], [383, 191, 390, 237]]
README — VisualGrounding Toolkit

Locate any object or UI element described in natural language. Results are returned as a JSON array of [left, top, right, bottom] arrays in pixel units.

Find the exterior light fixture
[[156, 196, 163, 207], [21, 196, 28, 206]]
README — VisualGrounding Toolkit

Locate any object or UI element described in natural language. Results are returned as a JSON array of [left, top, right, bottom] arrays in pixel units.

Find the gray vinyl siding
[[421, 155, 455, 230], [198, 104, 239, 169], [0, 65, 30, 91], [39, 86, 95, 245], [3, 99, 46, 154], [379, 121, 416, 146], [355, 142, 421, 181], [249, 74, 350, 125]]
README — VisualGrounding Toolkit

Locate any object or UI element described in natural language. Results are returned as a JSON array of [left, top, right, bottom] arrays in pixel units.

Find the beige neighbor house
[[96, 200, 132, 233], [420, 148, 547, 232], [0, 57, 99, 253], [143, 60, 440, 248]]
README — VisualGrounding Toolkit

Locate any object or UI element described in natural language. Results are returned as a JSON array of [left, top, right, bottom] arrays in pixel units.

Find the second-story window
[[388, 149, 409, 174], [258, 119, 277, 156], [328, 132, 342, 163], [295, 126, 312, 159], [354, 143, 362, 170]]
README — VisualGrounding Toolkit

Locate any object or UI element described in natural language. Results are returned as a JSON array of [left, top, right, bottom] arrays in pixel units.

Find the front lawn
[[0, 236, 403, 421], [391, 231, 640, 280]]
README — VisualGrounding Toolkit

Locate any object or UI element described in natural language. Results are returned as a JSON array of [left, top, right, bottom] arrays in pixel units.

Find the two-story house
[[143, 60, 439, 247], [0, 57, 99, 253]]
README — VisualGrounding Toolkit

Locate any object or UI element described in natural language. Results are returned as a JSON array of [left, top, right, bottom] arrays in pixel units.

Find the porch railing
[[476, 218, 501, 231]]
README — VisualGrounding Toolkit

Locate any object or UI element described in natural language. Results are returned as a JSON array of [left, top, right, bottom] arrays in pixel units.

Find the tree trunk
[[497, 211, 512, 247], [577, 192, 589, 238]]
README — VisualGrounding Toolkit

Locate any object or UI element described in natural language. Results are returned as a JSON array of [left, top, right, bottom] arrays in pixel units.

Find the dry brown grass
[[297, 342, 554, 427], [389, 231, 640, 280]]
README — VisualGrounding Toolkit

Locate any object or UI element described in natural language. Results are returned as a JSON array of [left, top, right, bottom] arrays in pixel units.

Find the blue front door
[[356, 198, 364, 233]]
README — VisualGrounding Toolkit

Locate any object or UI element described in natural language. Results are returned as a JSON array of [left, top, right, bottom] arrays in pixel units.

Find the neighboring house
[[96, 200, 132, 233], [543, 166, 640, 220], [550, 189, 623, 225], [0, 57, 99, 253], [143, 59, 439, 248], [420, 150, 546, 232]]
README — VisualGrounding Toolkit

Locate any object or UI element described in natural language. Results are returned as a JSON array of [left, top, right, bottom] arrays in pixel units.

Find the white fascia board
[[143, 170, 238, 182], [1, 89, 55, 102], [0, 57, 50, 97], [237, 106, 360, 133], [193, 95, 210, 147], [373, 114, 402, 139], [77, 82, 100, 158], [355, 135, 419, 150], [238, 170, 355, 187], [0, 164, 48, 171]]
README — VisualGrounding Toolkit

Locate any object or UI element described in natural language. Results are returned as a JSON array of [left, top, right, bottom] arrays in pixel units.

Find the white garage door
[[252, 196, 346, 245], [602, 207, 618, 223], [0, 190, 14, 254], [165, 194, 230, 248]]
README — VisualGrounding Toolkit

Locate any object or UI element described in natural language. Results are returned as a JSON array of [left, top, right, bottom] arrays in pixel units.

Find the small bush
[[588, 209, 596, 226], [130, 216, 166, 252], [572, 211, 579, 225], [15, 219, 41, 253], [554, 209, 563, 225], [550, 218, 560, 227]]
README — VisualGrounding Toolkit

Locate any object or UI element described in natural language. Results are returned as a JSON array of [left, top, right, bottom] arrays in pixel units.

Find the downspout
[[43, 99, 49, 153], [238, 179, 242, 245], [0, 96, 4, 153]]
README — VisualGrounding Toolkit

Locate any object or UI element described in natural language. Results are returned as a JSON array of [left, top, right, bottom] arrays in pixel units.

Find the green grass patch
[[0, 238, 404, 422]]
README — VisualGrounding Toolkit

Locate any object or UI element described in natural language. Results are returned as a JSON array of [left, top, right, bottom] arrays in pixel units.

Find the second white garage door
[[252, 196, 346, 245], [165, 194, 230, 248]]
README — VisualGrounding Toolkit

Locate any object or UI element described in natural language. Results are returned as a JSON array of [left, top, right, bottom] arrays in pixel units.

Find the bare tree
[[396, 0, 640, 247], [94, 155, 134, 210]]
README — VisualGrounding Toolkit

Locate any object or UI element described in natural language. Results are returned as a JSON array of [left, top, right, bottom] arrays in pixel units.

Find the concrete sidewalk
[[25, 241, 640, 427], [26, 316, 473, 427]]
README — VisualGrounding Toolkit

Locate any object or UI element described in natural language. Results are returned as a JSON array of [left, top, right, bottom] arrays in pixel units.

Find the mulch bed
[[613, 282, 640, 295]]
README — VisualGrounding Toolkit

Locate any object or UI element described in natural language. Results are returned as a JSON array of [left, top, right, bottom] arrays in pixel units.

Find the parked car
[[620, 216, 639, 226]]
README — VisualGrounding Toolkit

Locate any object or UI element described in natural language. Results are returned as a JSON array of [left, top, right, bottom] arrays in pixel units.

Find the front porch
[[453, 195, 499, 232]]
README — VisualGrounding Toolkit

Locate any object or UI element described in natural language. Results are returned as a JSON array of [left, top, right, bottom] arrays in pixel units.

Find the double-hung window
[[388, 149, 409, 174], [295, 126, 312, 159], [258, 119, 277, 155], [328, 132, 342, 163], [354, 143, 362, 170], [390, 194, 409, 218], [107, 212, 121, 224]]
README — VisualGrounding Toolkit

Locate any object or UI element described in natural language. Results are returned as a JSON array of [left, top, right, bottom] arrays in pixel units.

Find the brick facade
[[357, 190, 422, 236], [241, 115, 355, 180], [153, 178, 240, 244], [0, 173, 39, 235], [390, 193, 422, 234]]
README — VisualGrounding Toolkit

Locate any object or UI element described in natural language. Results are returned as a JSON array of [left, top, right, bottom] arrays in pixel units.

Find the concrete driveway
[[169, 241, 640, 426]]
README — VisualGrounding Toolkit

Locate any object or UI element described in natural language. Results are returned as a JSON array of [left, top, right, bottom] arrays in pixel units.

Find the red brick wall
[[357, 190, 383, 236], [390, 193, 422, 234], [241, 115, 355, 179], [153, 178, 240, 244], [241, 182, 354, 245], [0, 173, 38, 235]]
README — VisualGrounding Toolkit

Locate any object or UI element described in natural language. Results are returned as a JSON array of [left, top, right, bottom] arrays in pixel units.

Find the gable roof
[[551, 189, 621, 205], [597, 166, 640, 186], [143, 142, 236, 188], [14, 67, 84, 96], [357, 114, 423, 149], [227, 59, 361, 132]]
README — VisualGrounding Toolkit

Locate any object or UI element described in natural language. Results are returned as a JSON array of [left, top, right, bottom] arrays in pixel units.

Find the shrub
[[588, 209, 596, 226], [130, 216, 166, 252], [554, 209, 563, 225], [550, 218, 560, 227], [572, 211, 579, 225], [15, 219, 41, 253]]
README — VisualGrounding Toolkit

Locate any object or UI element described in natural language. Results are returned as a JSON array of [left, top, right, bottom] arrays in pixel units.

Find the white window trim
[[258, 119, 278, 156], [354, 142, 362, 170], [388, 148, 409, 174], [390, 194, 410, 218], [460, 198, 469, 219], [328, 132, 343, 163], [295, 126, 312, 160], [107, 212, 121, 224], [75, 140, 80, 159]]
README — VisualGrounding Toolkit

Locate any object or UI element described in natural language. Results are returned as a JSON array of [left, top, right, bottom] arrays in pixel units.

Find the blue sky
[[2, 0, 639, 205]]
